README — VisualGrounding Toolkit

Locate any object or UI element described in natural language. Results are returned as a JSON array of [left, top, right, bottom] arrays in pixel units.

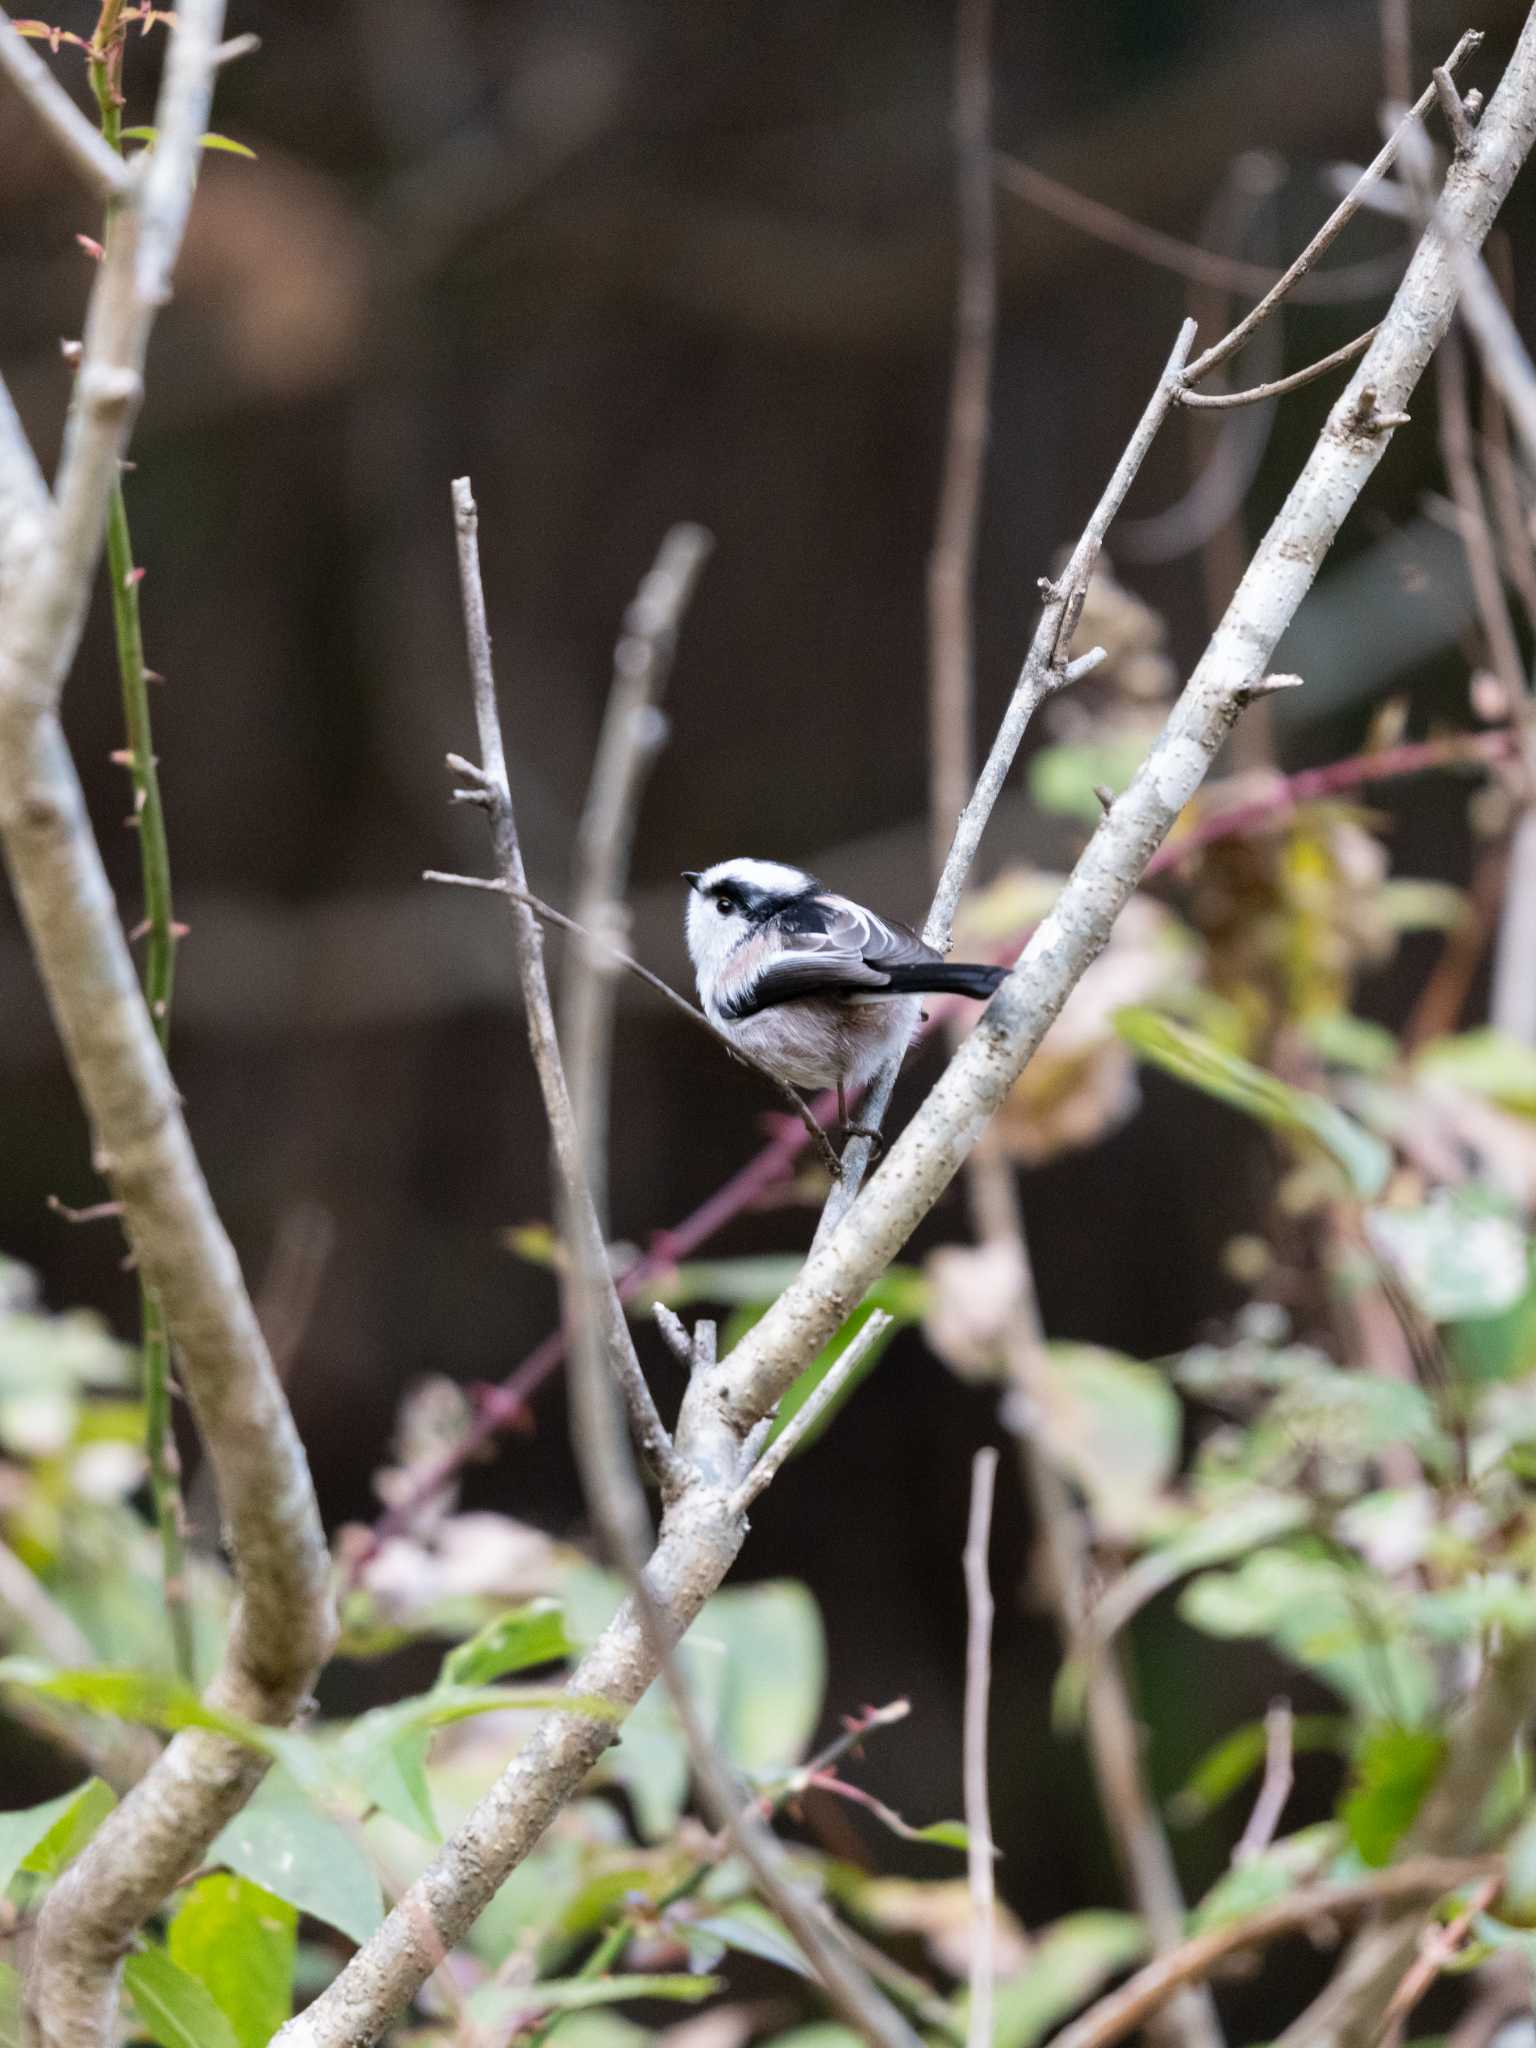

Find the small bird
[[683, 857, 1008, 1127]]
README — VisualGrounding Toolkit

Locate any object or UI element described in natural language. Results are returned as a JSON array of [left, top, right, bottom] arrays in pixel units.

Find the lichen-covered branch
[[0, 9, 335, 2044]]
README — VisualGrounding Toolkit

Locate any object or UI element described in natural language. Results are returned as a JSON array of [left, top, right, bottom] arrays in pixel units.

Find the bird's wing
[[717, 893, 939, 1019]]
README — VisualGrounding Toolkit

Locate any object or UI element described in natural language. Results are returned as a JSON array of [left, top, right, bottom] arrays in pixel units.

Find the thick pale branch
[[279, 26, 1536, 2042], [0, 8, 335, 2044], [716, 21, 1536, 1441]]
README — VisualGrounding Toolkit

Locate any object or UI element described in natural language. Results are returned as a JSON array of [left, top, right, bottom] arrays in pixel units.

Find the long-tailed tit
[[683, 857, 1006, 1125]]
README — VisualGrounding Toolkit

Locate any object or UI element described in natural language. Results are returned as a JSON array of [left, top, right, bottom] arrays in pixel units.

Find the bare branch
[[962, 1447, 998, 2048], [1185, 29, 1481, 386], [0, 9, 130, 202], [995, 155, 1409, 304], [565, 523, 712, 1201], [1178, 323, 1380, 409], [927, 0, 996, 880], [1044, 1859, 1501, 2048], [1435, 63, 1478, 156], [422, 869, 840, 1175], [1234, 1700, 1295, 1865], [715, 6, 1536, 1443], [0, 8, 337, 2043], [732, 1309, 893, 1509], [287, 37, 1536, 2036]]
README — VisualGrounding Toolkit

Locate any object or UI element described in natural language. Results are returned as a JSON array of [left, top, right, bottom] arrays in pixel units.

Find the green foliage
[[1342, 1725, 1446, 1865], [1116, 1009, 1392, 1196], [986, 1913, 1145, 2048], [124, 1948, 241, 2048], [168, 1875, 296, 2048], [208, 1772, 382, 1945], [0, 1778, 114, 1895]]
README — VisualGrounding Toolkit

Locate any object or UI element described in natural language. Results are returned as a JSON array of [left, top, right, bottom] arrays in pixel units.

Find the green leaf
[[356, 1724, 435, 1839], [1303, 1011, 1400, 1074], [119, 125, 257, 158], [1367, 1194, 1531, 1323], [437, 1598, 570, 1688], [21, 1775, 115, 1878], [1417, 1028, 1536, 1113], [1039, 1344, 1180, 1539], [689, 1580, 825, 1774], [208, 1771, 382, 1945], [986, 1911, 1145, 2048], [1116, 1009, 1391, 1197], [691, 1904, 814, 1980], [467, 1975, 721, 2028], [169, 1874, 296, 2048], [1082, 1492, 1312, 1654], [1028, 733, 1151, 824], [0, 1779, 114, 1894], [1413, 1573, 1536, 1644], [763, 1299, 910, 1456], [0, 1659, 268, 1750], [1190, 1825, 1338, 1929], [124, 1948, 240, 2048], [1343, 1726, 1446, 1866]]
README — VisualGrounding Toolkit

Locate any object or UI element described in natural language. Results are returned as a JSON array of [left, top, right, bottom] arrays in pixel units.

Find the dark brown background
[[2, 0, 1530, 1971]]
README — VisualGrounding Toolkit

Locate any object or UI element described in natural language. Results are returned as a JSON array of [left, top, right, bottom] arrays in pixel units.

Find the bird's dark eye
[[714, 894, 733, 916]]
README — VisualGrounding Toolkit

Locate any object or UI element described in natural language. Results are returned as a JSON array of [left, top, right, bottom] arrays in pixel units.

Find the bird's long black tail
[[880, 962, 1007, 1001]]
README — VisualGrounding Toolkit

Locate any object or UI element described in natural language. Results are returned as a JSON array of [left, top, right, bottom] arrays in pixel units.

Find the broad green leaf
[[691, 1903, 814, 1980], [1039, 1344, 1180, 1540], [0, 1659, 268, 1750], [356, 1724, 435, 1839], [1498, 1812, 1536, 1925], [0, 1779, 113, 1894], [124, 1948, 240, 2048], [1343, 1726, 1447, 1865], [690, 1580, 825, 1774], [437, 1599, 570, 1688], [209, 1772, 382, 1946], [1116, 1009, 1391, 1197], [1029, 734, 1151, 823], [22, 1775, 115, 1878], [1366, 1194, 1531, 1323], [1416, 1027, 1536, 1113], [985, 1911, 1145, 2048], [1180, 1548, 1434, 1721], [169, 1874, 296, 2048]]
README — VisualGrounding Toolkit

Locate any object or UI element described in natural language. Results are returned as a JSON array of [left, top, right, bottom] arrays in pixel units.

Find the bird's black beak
[[681, 871, 701, 892]]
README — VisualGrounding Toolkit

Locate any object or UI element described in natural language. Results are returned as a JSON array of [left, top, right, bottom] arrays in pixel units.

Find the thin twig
[[1184, 30, 1481, 386], [820, 318, 1197, 1233], [298, 59, 1536, 2035], [564, 523, 712, 1204], [994, 157, 1409, 304], [1043, 1859, 1501, 2048], [1234, 1699, 1294, 1865], [422, 868, 839, 1176], [731, 1310, 892, 1510], [442, 478, 918, 2048], [0, 7, 129, 200], [962, 1447, 998, 2048], [1372, 1875, 1502, 2048], [928, 0, 996, 882], [1178, 324, 1381, 409]]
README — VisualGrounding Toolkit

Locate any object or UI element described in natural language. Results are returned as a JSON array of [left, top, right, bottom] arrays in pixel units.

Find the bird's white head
[[682, 857, 816, 988]]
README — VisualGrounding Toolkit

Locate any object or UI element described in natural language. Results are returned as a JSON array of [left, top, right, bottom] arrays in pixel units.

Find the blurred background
[[4, 0, 1535, 1986]]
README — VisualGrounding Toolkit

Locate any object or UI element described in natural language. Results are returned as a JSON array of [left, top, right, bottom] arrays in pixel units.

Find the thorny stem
[[93, 2, 195, 1684]]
